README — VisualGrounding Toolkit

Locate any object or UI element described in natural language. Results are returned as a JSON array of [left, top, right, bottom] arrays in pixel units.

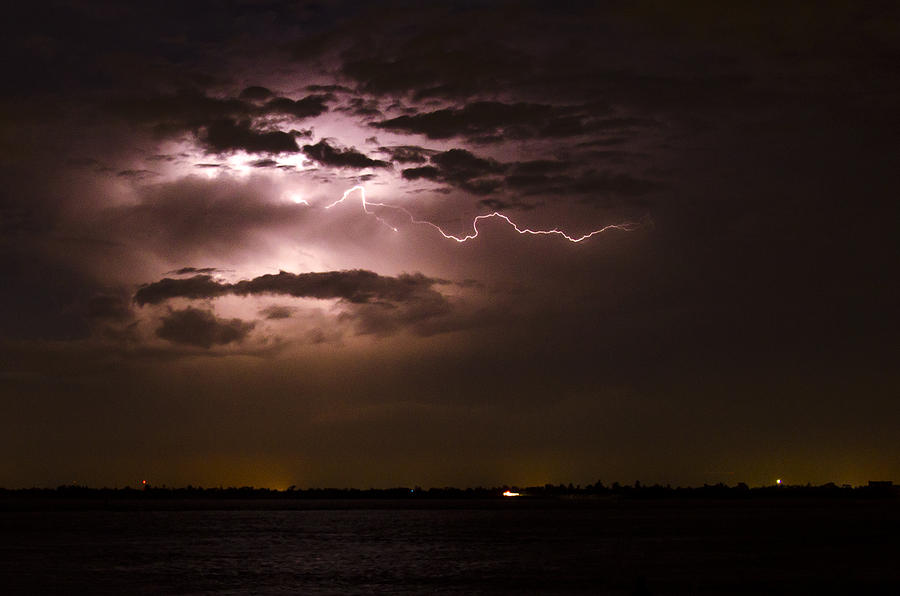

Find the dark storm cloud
[[378, 145, 432, 164], [134, 275, 228, 305], [238, 86, 273, 101], [431, 149, 505, 178], [112, 91, 253, 135], [116, 169, 158, 180], [262, 95, 331, 119], [156, 307, 254, 348], [168, 267, 221, 275], [341, 33, 530, 99], [488, 156, 659, 199], [399, 148, 655, 199], [285, 27, 342, 61], [135, 270, 448, 306], [346, 290, 453, 337], [401, 166, 440, 181], [65, 157, 102, 168], [86, 294, 133, 322], [301, 140, 390, 169], [306, 84, 353, 94], [233, 271, 446, 303], [260, 305, 294, 320], [571, 171, 660, 197], [455, 179, 503, 196], [401, 148, 505, 195], [3, 0, 336, 100], [0, 248, 100, 341], [330, 3, 770, 115], [202, 119, 299, 154], [373, 102, 565, 141], [332, 1, 881, 135], [135, 270, 457, 338], [577, 138, 628, 148], [86, 293, 139, 342], [250, 159, 278, 168], [336, 97, 383, 118], [510, 160, 570, 175], [477, 198, 533, 212], [372, 101, 657, 144], [112, 90, 327, 153], [505, 170, 661, 199]]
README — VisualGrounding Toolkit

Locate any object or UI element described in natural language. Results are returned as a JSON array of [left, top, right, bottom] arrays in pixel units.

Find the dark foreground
[[2, 499, 898, 595]]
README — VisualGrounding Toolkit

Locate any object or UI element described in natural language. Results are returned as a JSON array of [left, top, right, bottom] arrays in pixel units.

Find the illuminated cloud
[[132, 270, 466, 340]]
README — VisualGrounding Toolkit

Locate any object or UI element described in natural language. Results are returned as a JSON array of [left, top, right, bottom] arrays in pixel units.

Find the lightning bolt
[[325, 185, 400, 232], [324, 185, 640, 243]]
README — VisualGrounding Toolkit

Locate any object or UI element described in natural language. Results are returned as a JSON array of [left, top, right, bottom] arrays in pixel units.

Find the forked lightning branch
[[324, 186, 641, 243]]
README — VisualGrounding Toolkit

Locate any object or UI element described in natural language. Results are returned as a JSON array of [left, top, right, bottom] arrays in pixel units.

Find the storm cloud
[[373, 101, 576, 142], [402, 149, 506, 195], [135, 270, 448, 307], [111, 89, 328, 154], [301, 140, 391, 169], [202, 120, 299, 154], [134, 270, 459, 340], [262, 95, 331, 120], [156, 307, 255, 348]]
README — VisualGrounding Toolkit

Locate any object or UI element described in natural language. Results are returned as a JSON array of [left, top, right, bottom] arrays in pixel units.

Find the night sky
[[1, 1, 897, 489]]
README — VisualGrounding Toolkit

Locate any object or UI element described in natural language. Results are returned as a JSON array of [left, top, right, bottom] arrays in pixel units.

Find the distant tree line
[[0, 481, 896, 501]]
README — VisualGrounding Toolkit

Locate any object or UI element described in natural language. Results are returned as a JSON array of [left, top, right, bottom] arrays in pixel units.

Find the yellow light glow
[[502, 490, 520, 497], [776, 479, 782, 485]]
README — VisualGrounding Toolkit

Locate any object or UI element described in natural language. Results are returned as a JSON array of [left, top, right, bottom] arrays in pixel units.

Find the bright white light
[[285, 192, 308, 205], [502, 490, 520, 497], [279, 154, 309, 170], [200, 165, 221, 179], [222, 153, 254, 176], [776, 479, 782, 485]]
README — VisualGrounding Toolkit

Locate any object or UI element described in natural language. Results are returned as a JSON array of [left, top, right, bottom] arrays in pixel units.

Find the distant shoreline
[[2, 481, 897, 509]]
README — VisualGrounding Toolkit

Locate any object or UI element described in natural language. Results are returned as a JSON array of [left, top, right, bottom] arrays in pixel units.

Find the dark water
[[2, 499, 899, 594]]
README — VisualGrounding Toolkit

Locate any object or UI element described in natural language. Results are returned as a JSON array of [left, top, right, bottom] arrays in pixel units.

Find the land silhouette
[[2, 480, 896, 508]]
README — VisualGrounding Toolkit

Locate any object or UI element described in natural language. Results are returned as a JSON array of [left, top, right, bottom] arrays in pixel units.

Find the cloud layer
[[136, 270, 447, 306]]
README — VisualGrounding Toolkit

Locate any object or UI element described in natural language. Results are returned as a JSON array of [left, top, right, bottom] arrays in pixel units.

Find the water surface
[[2, 499, 897, 594]]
